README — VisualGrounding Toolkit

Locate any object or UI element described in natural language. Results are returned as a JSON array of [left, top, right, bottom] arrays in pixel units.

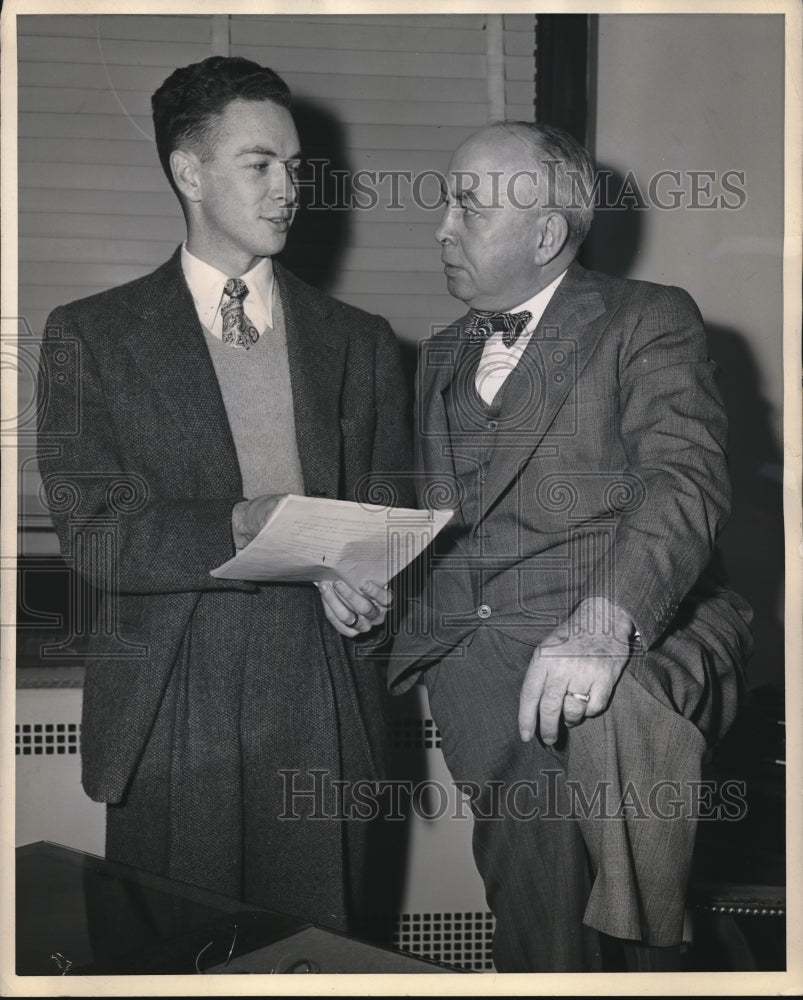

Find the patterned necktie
[[465, 309, 533, 349], [222, 277, 260, 350]]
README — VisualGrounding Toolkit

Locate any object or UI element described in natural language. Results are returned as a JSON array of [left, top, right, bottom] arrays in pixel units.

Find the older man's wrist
[[572, 596, 636, 645]]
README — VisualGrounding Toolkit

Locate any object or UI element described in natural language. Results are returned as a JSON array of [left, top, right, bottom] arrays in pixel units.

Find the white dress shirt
[[180, 244, 274, 338], [475, 270, 567, 405]]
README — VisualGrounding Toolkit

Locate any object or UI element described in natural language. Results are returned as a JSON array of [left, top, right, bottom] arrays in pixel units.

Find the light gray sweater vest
[[203, 291, 306, 499]]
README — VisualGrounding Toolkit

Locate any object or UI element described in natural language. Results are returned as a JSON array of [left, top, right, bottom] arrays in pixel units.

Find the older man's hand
[[518, 597, 635, 745]]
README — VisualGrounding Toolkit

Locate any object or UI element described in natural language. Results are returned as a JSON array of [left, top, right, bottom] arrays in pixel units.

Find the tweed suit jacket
[[390, 261, 751, 741], [37, 247, 413, 803]]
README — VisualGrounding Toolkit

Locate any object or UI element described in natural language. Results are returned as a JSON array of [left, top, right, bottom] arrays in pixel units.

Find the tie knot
[[465, 309, 533, 349], [224, 277, 249, 302]]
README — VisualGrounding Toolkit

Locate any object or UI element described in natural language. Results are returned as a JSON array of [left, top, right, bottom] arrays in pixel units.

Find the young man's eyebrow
[[236, 145, 302, 159]]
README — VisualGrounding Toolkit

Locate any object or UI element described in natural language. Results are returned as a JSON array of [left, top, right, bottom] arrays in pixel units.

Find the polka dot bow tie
[[465, 309, 533, 349]]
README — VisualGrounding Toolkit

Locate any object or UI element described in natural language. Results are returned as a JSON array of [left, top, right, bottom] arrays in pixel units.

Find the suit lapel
[[415, 326, 466, 507], [275, 263, 345, 499], [117, 248, 243, 493], [481, 262, 611, 515], [439, 336, 489, 524]]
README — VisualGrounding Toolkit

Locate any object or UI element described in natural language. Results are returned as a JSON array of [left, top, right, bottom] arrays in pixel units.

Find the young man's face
[[185, 98, 301, 275]]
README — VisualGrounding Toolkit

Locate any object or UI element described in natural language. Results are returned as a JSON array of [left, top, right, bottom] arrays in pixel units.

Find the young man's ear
[[170, 149, 203, 203]]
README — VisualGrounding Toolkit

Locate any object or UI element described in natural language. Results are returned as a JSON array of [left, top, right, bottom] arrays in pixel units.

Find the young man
[[390, 122, 753, 972], [37, 56, 412, 935]]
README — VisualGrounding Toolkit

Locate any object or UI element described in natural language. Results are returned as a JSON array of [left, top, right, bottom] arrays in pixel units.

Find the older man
[[37, 56, 412, 936], [390, 122, 752, 972]]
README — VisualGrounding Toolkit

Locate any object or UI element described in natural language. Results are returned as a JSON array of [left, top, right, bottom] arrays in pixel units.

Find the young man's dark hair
[[151, 55, 292, 196]]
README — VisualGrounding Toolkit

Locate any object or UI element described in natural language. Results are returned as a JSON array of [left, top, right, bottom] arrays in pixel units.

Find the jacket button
[[477, 604, 492, 619]]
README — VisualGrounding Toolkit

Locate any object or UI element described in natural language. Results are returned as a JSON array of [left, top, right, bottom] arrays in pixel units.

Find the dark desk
[[16, 842, 459, 976]]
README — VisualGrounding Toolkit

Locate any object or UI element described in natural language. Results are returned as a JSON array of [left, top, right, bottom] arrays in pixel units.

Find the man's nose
[[435, 207, 454, 245], [271, 163, 297, 206]]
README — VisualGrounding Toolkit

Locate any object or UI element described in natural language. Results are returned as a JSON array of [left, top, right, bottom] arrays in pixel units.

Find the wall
[[587, 13, 786, 689]]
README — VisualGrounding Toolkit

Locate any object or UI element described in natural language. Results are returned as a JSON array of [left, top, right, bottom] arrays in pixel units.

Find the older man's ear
[[533, 211, 571, 265]]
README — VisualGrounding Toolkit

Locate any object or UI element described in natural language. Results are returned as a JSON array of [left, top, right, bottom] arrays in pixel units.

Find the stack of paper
[[211, 494, 453, 591]]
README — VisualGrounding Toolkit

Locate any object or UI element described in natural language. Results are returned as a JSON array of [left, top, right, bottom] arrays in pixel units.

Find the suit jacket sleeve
[[368, 318, 415, 505], [593, 283, 731, 649], [37, 305, 254, 597]]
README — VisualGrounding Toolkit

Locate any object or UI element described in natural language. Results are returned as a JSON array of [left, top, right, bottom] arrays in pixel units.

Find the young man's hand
[[316, 579, 392, 636]]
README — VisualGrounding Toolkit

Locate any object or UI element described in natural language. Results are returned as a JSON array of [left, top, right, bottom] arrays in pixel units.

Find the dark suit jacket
[[37, 247, 413, 804], [390, 261, 751, 744]]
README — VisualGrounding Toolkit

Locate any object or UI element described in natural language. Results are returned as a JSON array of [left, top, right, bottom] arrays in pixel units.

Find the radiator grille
[[16, 722, 79, 755], [393, 911, 495, 971], [388, 717, 442, 750]]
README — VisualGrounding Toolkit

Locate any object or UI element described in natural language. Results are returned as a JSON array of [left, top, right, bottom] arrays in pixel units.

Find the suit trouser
[[104, 584, 392, 937], [422, 625, 707, 972]]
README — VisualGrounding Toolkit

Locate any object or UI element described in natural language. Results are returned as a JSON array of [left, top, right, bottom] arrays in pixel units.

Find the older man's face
[[435, 130, 544, 311]]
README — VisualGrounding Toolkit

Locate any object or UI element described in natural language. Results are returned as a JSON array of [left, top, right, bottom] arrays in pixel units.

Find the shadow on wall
[[580, 164, 785, 691], [706, 324, 785, 690], [278, 96, 353, 293], [278, 96, 421, 400], [578, 165, 644, 278]]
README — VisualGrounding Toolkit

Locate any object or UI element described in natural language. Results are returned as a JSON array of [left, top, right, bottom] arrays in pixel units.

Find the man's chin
[[444, 274, 474, 305], [252, 237, 289, 260]]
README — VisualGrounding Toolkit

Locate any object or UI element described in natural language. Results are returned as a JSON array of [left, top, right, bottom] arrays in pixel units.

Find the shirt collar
[[509, 268, 568, 335], [180, 243, 275, 337], [474, 269, 569, 404]]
